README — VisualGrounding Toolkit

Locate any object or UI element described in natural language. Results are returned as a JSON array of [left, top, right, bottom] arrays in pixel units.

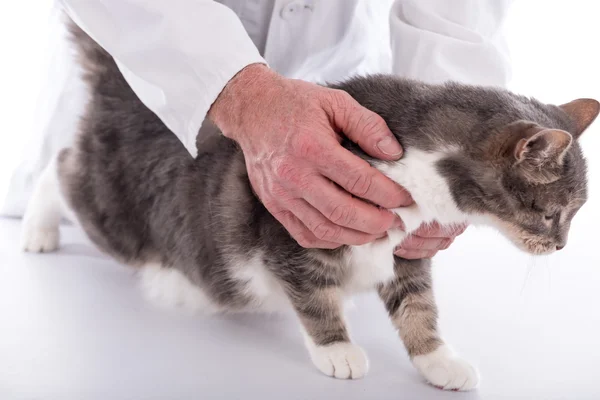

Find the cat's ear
[[560, 98, 600, 139], [514, 129, 572, 183], [515, 129, 572, 165]]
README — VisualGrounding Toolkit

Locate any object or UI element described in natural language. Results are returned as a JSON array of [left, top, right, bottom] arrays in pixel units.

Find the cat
[[21, 21, 598, 391]]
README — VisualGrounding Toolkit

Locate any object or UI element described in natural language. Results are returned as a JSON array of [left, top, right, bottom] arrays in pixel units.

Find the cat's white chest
[[346, 149, 468, 292], [380, 148, 467, 230]]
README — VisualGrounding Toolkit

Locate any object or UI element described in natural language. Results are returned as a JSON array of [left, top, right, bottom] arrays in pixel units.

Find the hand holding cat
[[209, 63, 464, 256], [395, 223, 468, 259]]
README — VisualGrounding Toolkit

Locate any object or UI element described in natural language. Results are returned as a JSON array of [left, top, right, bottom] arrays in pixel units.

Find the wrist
[[208, 63, 278, 140]]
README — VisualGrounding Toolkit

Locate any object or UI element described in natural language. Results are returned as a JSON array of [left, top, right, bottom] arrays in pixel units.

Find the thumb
[[330, 92, 403, 160]]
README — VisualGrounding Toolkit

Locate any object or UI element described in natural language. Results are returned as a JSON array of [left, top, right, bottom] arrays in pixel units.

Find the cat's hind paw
[[412, 345, 479, 391], [21, 221, 60, 253], [309, 342, 369, 380]]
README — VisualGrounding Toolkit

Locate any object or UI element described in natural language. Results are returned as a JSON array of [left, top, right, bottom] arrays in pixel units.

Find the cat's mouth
[[504, 223, 559, 255], [482, 215, 558, 256], [515, 237, 557, 255]]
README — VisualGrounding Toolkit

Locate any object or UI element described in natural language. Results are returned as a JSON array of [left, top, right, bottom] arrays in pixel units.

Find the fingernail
[[377, 137, 403, 157], [398, 190, 414, 207], [457, 224, 468, 235], [393, 215, 405, 230], [395, 247, 408, 256]]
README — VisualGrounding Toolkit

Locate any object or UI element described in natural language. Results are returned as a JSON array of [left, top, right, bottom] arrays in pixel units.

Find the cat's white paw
[[412, 345, 479, 391], [309, 342, 369, 379], [21, 221, 60, 253]]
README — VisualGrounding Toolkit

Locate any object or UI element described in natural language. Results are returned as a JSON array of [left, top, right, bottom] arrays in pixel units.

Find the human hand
[[394, 222, 468, 259], [209, 64, 411, 248]]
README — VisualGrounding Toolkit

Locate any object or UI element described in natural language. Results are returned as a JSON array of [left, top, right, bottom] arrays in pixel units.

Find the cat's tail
[[66, 15, 138, 101]]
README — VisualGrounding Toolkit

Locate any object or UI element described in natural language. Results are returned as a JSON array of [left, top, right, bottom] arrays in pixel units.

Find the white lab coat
[[2, 0, 513, 216], [61, 0, 513, 157]]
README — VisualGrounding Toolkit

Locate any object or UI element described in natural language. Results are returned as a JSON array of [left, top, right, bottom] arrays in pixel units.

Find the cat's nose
[[556, 245, 565, 251]]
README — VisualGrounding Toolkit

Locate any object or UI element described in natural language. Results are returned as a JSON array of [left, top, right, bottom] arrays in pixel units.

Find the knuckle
[[321, 89, 352, 117], [312, 222, 342, 242], [327, 203, 357, 226], [355, 112, 385, 140], [329, 89, 352, 109], [295, 175, 314, 193], [272, 161, 313, 192], [269, 184, 290, 200], [346, 170, 374, 198], [273, 158, 298, 182], [291, 134, 320, 160]]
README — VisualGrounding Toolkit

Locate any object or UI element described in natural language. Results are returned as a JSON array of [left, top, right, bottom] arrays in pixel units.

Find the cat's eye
[[544, 212, 560, 222]]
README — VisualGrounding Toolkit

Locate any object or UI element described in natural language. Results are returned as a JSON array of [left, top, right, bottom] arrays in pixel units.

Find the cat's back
[[59, 21, 219, 265], [334, 74, 555, 153]]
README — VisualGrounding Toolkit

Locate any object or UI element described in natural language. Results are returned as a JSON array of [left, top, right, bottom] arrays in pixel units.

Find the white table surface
[[1, 215, 600, 400]]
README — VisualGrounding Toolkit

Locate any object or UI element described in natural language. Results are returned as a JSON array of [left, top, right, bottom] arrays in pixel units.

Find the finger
[[326, 91, 403, 160], [269, 208, 340, 249], [453, 224, 469, 236], [394, 247, 437, 260], [317, 144, 413, 208], [300, 174, 402, 234], [400, 236, 451, 252], [439, 238, 454, 250], [286, 197, 382, 245], [412, 222, 468, 239]]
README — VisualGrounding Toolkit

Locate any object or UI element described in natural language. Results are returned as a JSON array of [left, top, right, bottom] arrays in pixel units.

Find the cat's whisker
[[519, 260, 535, 297], [545, 258, 553, 294]]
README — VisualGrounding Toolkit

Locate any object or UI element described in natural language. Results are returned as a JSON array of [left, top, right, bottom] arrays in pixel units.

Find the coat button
[[280, 1, 311, 20]]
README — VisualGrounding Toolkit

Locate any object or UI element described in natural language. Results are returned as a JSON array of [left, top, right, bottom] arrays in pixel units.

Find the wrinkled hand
[[209, 63, 461, 256]]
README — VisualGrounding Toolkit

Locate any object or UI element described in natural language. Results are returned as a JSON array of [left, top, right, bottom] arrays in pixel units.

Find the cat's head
[[445, 98, 599, 255]]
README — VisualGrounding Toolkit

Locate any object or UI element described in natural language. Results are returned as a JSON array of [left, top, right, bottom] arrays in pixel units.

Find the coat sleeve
[[59, 0, 266, 157], [389, 0, 514, 87]]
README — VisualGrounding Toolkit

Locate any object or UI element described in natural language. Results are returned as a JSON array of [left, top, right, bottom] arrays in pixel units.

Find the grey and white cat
[[21, 22, 599, 390]]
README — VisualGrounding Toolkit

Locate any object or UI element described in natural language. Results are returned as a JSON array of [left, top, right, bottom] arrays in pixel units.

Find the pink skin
[[394, 223, 468, 259], [209, 63, 465, 258]]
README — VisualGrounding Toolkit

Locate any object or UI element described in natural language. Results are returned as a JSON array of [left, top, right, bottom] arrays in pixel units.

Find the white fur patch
[[346, 236, 397, 292], [21, 155, 71, 252], [412, 345, 479, 391], [381, 148, 467, 230], [305, 340, 369, 380], [140, 264, 215, 313], [229, 254, 290, 312], [346, 149, 469, 291]]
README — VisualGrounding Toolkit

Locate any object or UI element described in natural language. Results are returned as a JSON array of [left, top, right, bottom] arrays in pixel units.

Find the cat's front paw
[[21, 220, 60, 253], [412, 345, 479, 391], [309, 342, 369, 380]]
